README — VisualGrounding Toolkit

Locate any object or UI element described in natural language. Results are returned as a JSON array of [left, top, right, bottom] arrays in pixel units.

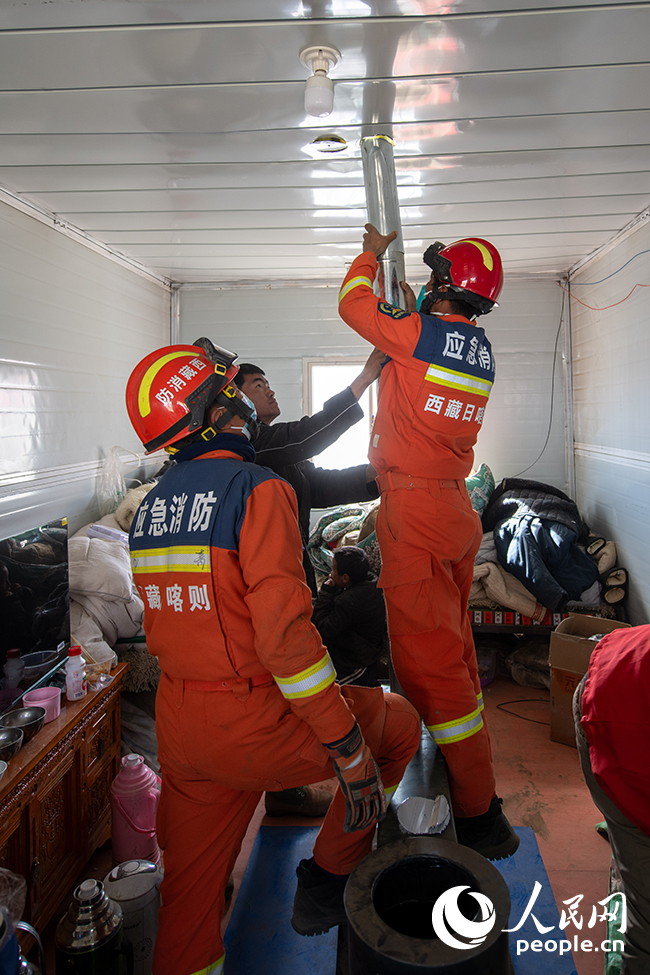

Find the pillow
[[466, 463, 495, 517]]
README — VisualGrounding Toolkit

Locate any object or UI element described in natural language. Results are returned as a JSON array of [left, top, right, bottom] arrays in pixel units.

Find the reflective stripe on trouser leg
[[190, 959, 224, 975], [152, 679, 262, 975], [427, 704, 484, 745], [313, 687, 421, 875], [376, 486, 496, 818]]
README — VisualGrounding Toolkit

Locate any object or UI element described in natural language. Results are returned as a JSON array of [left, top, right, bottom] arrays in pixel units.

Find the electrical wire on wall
[[510, 288, 566, 479], [569, 248, 650, 285], [560, 246, 650, 310], [514, 245, 650, 478]]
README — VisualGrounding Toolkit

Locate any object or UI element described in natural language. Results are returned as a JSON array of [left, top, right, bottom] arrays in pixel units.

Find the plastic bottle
[[110, 754, 161, 866], [65, 645, 87, 702], [3, 649, 25, 690]]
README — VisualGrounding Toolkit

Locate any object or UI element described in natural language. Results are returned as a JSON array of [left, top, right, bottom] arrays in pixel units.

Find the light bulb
[[304, 72, 334, 117]]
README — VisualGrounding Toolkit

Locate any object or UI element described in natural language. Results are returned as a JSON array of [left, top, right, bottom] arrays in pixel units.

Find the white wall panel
[[179, 275, 566, 490], [571, 219, 650, 625], [0, 199, 171, 537]]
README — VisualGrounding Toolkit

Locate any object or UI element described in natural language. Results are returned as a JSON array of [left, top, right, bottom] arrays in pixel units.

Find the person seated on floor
[[573, 624, 650, 975], [312, 546, 388, 688]]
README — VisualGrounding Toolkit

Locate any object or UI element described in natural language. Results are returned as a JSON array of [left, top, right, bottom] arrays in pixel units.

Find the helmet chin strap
[[419, 282, 448, 315], [212, 387, 259, 441]]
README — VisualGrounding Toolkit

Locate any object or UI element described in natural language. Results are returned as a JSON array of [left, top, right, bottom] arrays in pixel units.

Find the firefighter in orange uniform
[[125, 342, 421, 975], [338, 224, 518, 861]]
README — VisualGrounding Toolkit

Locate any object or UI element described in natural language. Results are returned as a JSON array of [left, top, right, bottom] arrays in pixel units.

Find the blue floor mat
[[223, 825, 338, 974], [224, 826, 577, 974], [495, 828, 578, 975]]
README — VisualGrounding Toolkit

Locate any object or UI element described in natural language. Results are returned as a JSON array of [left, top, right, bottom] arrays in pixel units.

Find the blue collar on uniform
[[174, 432, 256, 464]]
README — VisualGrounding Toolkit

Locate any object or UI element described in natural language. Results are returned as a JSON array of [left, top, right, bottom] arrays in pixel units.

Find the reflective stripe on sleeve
[[384, 784, 399, 799], [477, 690, 484, 712], [273, 653, 336, 700], [131, 545, 211, 574], [426, 706, 484, 745], [191, 955, 224, 975], [339, 276, 373, 302]]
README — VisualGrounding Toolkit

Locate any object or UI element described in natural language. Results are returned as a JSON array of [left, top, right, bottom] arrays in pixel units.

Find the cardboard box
[[549, 615, 630, 747]]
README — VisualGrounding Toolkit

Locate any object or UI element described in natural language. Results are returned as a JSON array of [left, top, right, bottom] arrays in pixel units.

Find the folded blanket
[[470, 561, 547, 620]]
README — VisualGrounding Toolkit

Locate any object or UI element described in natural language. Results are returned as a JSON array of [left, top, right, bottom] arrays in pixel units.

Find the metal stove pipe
[[360, 135, 406, 309]]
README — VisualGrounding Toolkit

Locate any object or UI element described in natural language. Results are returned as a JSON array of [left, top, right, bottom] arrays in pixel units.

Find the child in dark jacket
[[312, 545, 388, 687]]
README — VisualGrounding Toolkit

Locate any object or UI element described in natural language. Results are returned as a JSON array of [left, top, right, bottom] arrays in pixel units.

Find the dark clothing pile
[[481, 478, 599, 612], [312, 575, 388, 687], [253, 387, 379, 593]]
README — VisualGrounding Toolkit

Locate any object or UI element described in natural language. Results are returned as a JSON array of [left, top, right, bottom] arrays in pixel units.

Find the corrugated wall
[[571, 219, 650, 624], [179, 275, 566, 489], [0, 199, 171, 537]]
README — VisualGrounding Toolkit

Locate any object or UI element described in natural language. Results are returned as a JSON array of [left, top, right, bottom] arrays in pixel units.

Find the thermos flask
[[110, 755, 161, 867], [103, 860, 163, 975], [55, 878, 134, 974]]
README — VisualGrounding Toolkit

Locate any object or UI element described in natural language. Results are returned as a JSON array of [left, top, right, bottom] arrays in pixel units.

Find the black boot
[[454, 797, 520, 861], [291, 858, 349, 936]]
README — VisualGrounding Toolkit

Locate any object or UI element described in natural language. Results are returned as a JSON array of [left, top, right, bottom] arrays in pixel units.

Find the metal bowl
[[0, 706, 46, 744], [0, 760, 7, 782], [0, 726, 24, 762]]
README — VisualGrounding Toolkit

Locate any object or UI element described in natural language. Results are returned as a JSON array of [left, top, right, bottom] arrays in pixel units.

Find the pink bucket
[[22, 686, 61, 723], [110, 753, 161, 867]]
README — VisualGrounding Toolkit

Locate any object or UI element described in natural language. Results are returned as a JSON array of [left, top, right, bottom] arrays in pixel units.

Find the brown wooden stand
[[0, 663, 127, 933]]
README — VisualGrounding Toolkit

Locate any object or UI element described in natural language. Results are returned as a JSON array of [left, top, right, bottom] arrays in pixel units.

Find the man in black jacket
[[312, 546, 388, 687], [233, 349, 384, 594]]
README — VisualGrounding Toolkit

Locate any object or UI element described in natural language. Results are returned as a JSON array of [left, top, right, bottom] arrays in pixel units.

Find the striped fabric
[[273, 653, 336, 700]]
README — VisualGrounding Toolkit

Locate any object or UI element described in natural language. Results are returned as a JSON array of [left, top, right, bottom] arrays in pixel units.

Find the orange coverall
[[129, 438, 420, 975], [338, 251, 497, 818]]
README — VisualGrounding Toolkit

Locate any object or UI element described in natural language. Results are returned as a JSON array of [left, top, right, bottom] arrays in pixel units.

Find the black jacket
[[312, 576, 388, 682], [481, 478, 597, 611], [252, 387, 379, 592]]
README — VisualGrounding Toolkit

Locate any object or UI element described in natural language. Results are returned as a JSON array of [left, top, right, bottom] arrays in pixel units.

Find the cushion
[[466, 463, 495, 517]]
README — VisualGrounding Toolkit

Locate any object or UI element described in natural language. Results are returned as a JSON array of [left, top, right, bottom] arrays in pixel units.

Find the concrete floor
[[38, 674, 612, 975], [482, 675, 613, 975]]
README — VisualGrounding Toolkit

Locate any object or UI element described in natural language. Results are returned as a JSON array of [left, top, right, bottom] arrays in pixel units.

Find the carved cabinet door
[[83, 701, 120, 858], [28, 743, 84, 930]]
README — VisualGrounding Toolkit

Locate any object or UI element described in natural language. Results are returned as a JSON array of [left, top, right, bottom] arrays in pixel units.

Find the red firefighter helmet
[[423, 237, 504, 315], [126, 344, 239, 453]]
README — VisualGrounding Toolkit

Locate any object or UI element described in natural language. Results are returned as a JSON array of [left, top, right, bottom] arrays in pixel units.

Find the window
[[303, 357, 377, 470]]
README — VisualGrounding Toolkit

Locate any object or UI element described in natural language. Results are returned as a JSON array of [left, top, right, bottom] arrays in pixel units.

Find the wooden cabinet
[[0, 664, 127, 933]]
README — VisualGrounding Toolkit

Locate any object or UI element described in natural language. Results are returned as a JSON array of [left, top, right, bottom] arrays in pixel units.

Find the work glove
[[324, 721, 387, 833]]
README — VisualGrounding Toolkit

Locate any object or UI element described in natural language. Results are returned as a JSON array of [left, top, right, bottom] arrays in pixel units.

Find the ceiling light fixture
[[299, 45, 341, 118], [311, 134, 348, 152]]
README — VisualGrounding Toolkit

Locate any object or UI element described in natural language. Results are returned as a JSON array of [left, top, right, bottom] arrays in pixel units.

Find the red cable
[[560, 281, 650, 310]]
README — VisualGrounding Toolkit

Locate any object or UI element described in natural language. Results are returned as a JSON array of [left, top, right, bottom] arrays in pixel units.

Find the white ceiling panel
[[0, 1, 648, 284], [0, 0, 632, 31]]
